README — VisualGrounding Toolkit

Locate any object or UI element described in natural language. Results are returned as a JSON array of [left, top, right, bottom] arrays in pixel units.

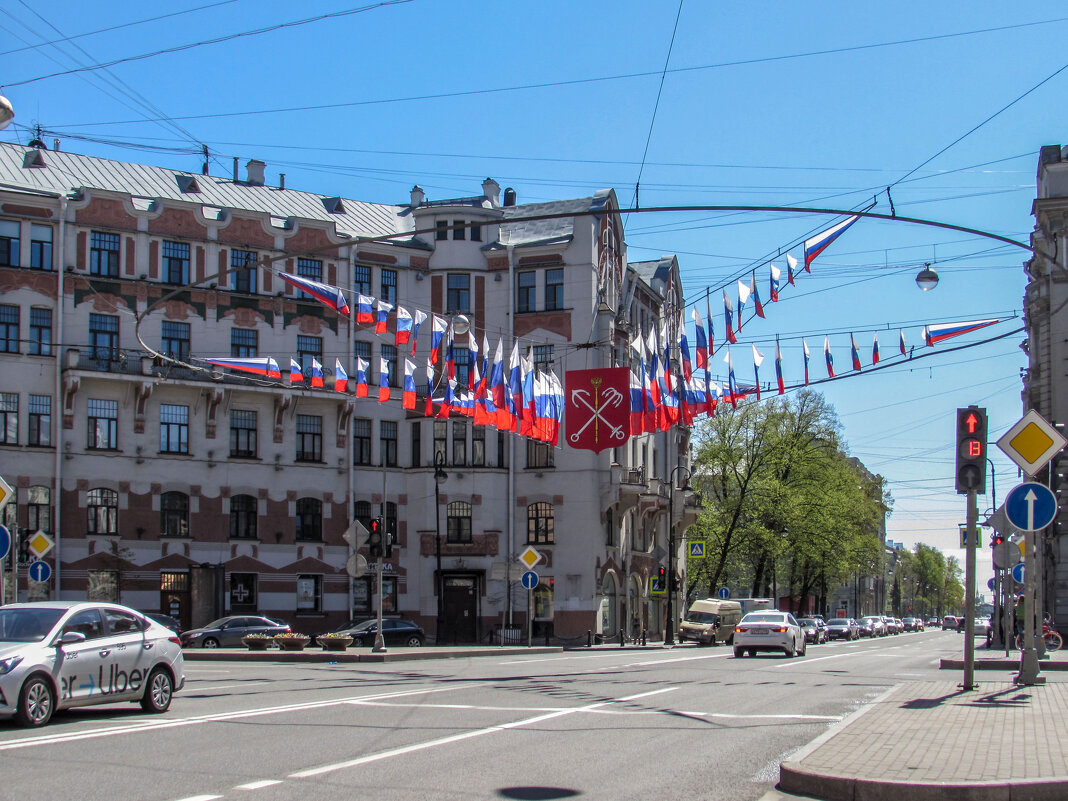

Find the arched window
[[160, 492, 189, 537], [230, 494, 257, 539], [296, 497, 322, 541], [27, 485, 51, 533], [446, 501, 472, 543], [87, 488, 118, 534], [527, 502, 554, 544]]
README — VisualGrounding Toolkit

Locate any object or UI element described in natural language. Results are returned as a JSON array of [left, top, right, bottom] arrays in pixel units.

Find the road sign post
[[954, 407, 987, 690], [0, 524, 9, 607]]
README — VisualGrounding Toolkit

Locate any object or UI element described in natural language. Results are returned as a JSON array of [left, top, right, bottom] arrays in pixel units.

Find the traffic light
[[992, 532, 1005, 547], [955, 406, 987, 494], [368, 518, 383, 559], [657, 566, 666, 590], [384, 518, 395, 558]]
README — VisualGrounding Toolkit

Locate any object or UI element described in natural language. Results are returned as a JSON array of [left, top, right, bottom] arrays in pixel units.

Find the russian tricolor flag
[[872, 334, 881, 365], [736, 279, 750, 331], [279, 272, 350, 317], [752, 344, 764, 401], [679, 316, 693, 382], [402, 358, 417, 409], [770, 264, 781, 302], [804, 215, 860, 271], [824, 337, 835, 378], [706, 297, 715, 353], [204, 357, 281, 379], [424, 360, 435, 416], [334, 359, 348, 393], [395, 306, 413, 345], [787, 254, 798, 286], [927, 319, 999, 345], [378, 357, 391, 402], [430, 315, 448, 364], [802, 339, 810, 385], [724, 347, 738, 409], [750, 272, 764, 318], [356, 294, 374, 325], [723, 290, 737, 344], [375, 300, 393, 334], [692, 305, 708, 370], [311, 358, 324, 388], [775, 339, 785, 394], [850, 334, 862, 371], [289, 357, 303, 383], [410, 309, 428, 355], [899, 330, 907, 356], [629, 368, 645, 435], [354, 357, 369, 397]]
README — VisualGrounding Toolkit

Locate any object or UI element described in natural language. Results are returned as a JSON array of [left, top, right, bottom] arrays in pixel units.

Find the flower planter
[[276, 637, 311, 652], [317, 636, 353, 652], [242, 637, 271, 651]]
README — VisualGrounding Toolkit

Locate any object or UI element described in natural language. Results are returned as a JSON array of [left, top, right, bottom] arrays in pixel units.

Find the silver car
[[733, 611, 806, 658], [0, 601, 185, 728]]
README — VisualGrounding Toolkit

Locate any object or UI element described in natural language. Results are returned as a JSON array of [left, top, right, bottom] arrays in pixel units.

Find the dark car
[[901, 617, 923, 632], [334, 618, 425, 647], [180, 615, 290, 648], [143, 611, 183, 636], [826, 618, 858, 640], [797, 618, 825, 644], [856, 618, 875, 637]]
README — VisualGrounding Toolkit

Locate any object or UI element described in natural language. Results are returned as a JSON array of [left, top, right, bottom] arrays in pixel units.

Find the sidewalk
[[773, 648, 1068, 801]]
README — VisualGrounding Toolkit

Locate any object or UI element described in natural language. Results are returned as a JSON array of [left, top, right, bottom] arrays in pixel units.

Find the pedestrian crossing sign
[[688, 542, 705, 558]]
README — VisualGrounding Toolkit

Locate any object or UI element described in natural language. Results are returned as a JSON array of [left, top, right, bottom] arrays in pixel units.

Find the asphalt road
[[0, 629, 973, 801]]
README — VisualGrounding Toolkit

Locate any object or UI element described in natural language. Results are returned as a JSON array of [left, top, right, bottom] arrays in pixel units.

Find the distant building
[[0, 142, 696, 642]]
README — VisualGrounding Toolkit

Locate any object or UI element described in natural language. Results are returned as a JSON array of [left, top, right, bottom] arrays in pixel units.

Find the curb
[[939, 658, 1068, 671], [182, 646, 564, 663]]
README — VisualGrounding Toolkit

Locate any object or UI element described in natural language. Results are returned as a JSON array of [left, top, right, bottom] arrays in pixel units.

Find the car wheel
[[800, 638, 807, 656], [202, 637, 220, 648], [405, 635, 423, 647], [140, 667, 174, 713], [747, 648, 756, 657], [733, 647, 744, 658], [16, 675, 55, 728], [784, 643, 796, 658]]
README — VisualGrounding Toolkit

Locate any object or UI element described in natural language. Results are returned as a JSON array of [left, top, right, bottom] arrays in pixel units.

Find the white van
[[679, 599, 743, 645]]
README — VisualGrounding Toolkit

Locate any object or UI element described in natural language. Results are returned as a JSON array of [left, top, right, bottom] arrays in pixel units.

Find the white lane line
[[680, 711, 841, 721], [234, 780, 283, 790], [0, 683, 488, 752], [175, 796, 222, 801], [191, 683, 268, 691], [289, 687, 678, 779], [772, 652, 858, 668]]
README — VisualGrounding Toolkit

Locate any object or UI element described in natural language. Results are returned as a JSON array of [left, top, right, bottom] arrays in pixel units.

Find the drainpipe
[[54, 195, 68, 598]]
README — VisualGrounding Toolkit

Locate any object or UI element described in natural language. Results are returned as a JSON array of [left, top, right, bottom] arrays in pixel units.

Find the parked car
[[333, 618, 426, 647], [901, 617, 923, 632], [0, 601, 185, 728], [142, 611, 183, 636], [797, 618, 828, 644], [180, 616, 290, 648], [733, 611, 806, 658], [826, 618, 859, 640], [881, 616, 900, 634], [810, 616, 830, 642], [861, 616, 886, 636]]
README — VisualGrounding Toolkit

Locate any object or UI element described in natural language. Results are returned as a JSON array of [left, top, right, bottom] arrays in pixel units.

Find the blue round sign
[[1004, 482, 1058, 532], [717, 586, 730, 600], [1011, 562, 1026, 584], [987, 578, 996, 591], [0, 524, 9, 562], [28, 560, 51, 583], [521, 570, 539, 590]]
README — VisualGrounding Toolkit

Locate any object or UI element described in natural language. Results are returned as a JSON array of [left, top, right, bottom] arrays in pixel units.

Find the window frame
[[29, 307, 52, 355], [29, 224, 53, 271], [527, 502, 555, 544], [353, 418, 372, 466], [229, 409, 258, 458], [87, 398, 118, 449], [380, 420, 398, 467], [159, 403, 190, 454], [516, 271, 536, 313], [353, 264, 371, 296], [161, 241, 190, 285], [545, 268, 564, 310], [230, 249, 258, 293], [295, 497, 322, 541], [446, 273, 470, 314], [446, 501, 472, 543], [0, 304, 20, 353], [160, 491, 189, 537], [161, 320, 191, 362], [89, 231, 120, 277], [230, 327, 258, 358], [88, 313, 119, 361], [0, 219, 19, 267], [87, 488, 118, 535], [381, 268, 397, 305], [295, 258, 323, 300], [295, 414, 323, 462], [28, 394, 51, 447], [0, 392, 17, 445]]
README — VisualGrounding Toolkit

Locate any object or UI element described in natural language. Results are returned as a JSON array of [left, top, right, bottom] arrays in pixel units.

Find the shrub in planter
[[242, 634, 272, 651], [316, 633, 354, 651], [274, 632, 311, 651]]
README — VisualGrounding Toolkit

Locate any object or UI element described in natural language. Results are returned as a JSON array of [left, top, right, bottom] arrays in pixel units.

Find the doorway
[[441, 574, 480, 644]]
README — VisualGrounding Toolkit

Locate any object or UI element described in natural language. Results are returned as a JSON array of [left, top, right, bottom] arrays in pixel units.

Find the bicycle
[[1015, 624, 1063, 651]]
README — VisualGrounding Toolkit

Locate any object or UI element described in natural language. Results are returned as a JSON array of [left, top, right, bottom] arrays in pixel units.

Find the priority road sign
[[689, 542, 705, 558], [0, 524, 9, 561], [519, 546, 541, 570], [27, 560, 51, 583], [521, 570, 539, 590], [0, 474, 12, 513], [997, 410, 1068, 477], [1004, 482, 1058, 532], [27, 530, 54, 559]]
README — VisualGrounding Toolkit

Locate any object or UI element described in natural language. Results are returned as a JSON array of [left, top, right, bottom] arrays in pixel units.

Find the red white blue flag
[[850, 334, 862, 371], [409, 309, 428, 355], [395, 306, 413, 345], [927, 319, 999, 345], [706, 296, 715, 354], [679, 312, 693, 381], [724, 347, 738, 409], [402, 358, 417, 409], [204, 357, 281, 379], [279, 272, 350, 317], [289, 357, 303, 383], [923, 326, 932, 347], [804, 215, 860, 271], [750, 272, 765, 318], [736, 279, 750, 332], [424, 360, 434, 416], [824, 337, 835, 378], [770, 264, 781, 302], [872, 334, 881, 365], [311, 358, 324, 388], [775, 339, 785, 394], [899, 330, 907, 356], [787, 254, 798, 286], [802, 339, 810, 385], [375, 299, 393, 334], [378, 357, 390, 402], [723, 290, 737, 344], [356, 294, 374, 325], [354, 357, 369, 397], [752, 344, 764, 401], [334, 359, 348, 393], [692, 305, 708, 370], [430, 315, 448, 364]]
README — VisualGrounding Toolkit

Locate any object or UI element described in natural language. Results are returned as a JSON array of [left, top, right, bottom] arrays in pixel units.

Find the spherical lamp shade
[[0, 96, 14, 131], [451, 314, 470, 336], [915, 264, 939, 291]]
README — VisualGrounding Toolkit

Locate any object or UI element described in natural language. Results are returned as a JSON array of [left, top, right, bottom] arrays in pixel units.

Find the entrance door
[[160, 571, 191, 632], [441, 575, 479, 644]]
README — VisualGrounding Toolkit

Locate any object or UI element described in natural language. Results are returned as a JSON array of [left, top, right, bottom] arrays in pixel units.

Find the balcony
[[609, 463, 647, 512]]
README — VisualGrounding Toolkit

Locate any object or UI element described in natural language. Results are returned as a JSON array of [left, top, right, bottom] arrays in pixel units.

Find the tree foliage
[[892, 545, 964, 617]]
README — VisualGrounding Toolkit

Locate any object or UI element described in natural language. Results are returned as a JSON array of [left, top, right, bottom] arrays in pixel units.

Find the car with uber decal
[[0, 601, 185, 728]]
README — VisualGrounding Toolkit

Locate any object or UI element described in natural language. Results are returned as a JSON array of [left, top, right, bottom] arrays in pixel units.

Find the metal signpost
[[954, 406, 987, 691], [521, 570, 539, 647], [0, 524, 10, 607], [0, 475, 12, 605]]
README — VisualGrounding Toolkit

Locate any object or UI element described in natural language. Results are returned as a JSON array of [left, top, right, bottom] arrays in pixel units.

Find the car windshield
[[349, 620, 377, 633], [203, 617, 237, 629], [827, 620, 848, 627], [798, 619, 816, 626], [0, 607, 66, 642], [686, 611, 718, 624], [742, 613, 784, 623]]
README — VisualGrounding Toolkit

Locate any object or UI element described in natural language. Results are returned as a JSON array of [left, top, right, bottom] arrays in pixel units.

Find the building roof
[[629, 256, 676, 294], [497, 189, 614, 248]]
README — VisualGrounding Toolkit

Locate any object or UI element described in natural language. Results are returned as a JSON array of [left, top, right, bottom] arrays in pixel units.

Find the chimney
[[482, 178, 500, 208], [503, 187, 517, 207], [410, 185, 425, 207], [245, 159, 266, 186], [53, 139, 61, 151], [279, 173, 286, 190], [233, 157, 239, 182]]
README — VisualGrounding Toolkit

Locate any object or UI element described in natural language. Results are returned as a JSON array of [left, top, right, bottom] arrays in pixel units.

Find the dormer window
[[323, 197, 346, 214], [176, 175, 200, 194]]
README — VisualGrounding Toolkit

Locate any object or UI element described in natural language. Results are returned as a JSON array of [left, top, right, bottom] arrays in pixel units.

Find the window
[[452, 219, 465, 241], [533, 344, 554, 373], [0, 305, 18, 353], [295, 414, 322, 462], [452, 420, 467, 466], [87, 398, 118, 449], [0, 220, 18, 267], [381, 420, 397, 467], [353, 340, 371, 364], [498, 430, 507, 468], [381, 344, 398, 386], [229, 409, 257, 458], [470, 223, 482, 242], [353, 500, 372, 532], [605, 507, 615, 546], [0, 393, 16, 445], [296, 335, 322, 371], [410, 421, 422, 467], [29, 225, 52, 270], [527, 440, 555, 469], [160, 404, 189, 454], [160, 491, 189, 537], [296, 498, 322, 540], [353, 264, 371, 295], [472, 425, 485, 466], [230, 249, 257, 293], [296, 575, 322, 613], [446, 501, 472, 543], [88, 313, 119, 360], [385, 501, 397, 544], [90, 231, 120, 277], [296, 258, 322, 299], [517, 271, 536, 313], [527, 502, 554, 544], [433, 421, 447, 466], [161, 321, 190, 361], [161, 241, 190, 285], [436, 220, 448, 241], [231, 327, 258, 358], [29, 308, 51, 355], [28, 394, 50, 446], [446, 274, 470, 313], [353, 418, 371, 465], [454, 346, 470, 389], [381, 268, 397, 305], [87, 488, 118, 534], [27, 486, 50, 534], [546, 268, 564, 310]]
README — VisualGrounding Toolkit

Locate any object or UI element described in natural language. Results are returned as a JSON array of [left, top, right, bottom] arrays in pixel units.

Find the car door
[[219, 618, 251, 647], [786, 614, 802, 650], [55, 608, 109, 707], [100, 607, 153, 701]]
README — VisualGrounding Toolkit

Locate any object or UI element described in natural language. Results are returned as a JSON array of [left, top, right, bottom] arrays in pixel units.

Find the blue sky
[[3, 1, 1064, 590]]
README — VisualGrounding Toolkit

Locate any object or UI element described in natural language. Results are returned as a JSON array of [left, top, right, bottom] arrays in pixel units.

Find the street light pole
[[665, 465, 690, 646], [434, 453, 447, 644]]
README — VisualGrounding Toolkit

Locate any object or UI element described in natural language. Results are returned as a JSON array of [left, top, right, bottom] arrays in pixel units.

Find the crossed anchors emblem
[[570, 376, 626, 444]]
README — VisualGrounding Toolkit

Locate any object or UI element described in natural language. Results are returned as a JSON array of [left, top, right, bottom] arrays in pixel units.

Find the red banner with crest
[[565, 368, 630, 452]]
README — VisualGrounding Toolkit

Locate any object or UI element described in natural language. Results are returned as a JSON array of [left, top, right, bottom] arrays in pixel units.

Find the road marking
[[772, 652, 857, 668], [175, 796, 222, 801], [192, 683, 269, 691], [289, 687, 678, 779], [234, 780, 283, 790], [0, 684, 489, 752]]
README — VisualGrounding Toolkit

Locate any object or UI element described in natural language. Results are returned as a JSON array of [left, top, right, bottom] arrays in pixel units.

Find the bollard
[[587, 630, 592, 648], [619, 628, 625, 647], [641, 629, 646, 646]]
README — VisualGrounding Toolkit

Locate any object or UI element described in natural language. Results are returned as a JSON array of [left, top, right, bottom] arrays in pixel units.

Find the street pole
[[434, 454, 447, 644], [1016, 523, 1045, 685], [666, 475, 675, 646], [373, 465, 387, 653], [963, 489, 977, 690]]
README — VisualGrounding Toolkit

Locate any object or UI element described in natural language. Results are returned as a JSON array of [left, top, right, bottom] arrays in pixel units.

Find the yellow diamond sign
[[28, 530, 54, 559], [997, 410, 1067, 477], [0, 473, 12, 513], [519, 546, 541, 569]]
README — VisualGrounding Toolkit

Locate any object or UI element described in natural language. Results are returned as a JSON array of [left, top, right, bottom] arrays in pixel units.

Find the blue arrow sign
[[717, 586, 731, 600], [1005, 482, 1058, 532], [987, 578, 996, 591], [521, 570, 539, 590], [28, 560, 51, 583], [1011, 562, 1025, 584], [0, 524, 9, 562]]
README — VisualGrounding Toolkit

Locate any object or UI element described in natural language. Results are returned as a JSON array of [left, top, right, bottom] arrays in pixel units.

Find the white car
[[0, 601, 185, 728], [733, 611, 806, 658]]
